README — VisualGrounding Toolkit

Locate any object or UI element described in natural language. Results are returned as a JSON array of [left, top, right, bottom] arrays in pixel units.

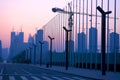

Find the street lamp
[[63, 26, 72, 70], [33, 44, 37, 65], [29, 47, 32, 64], [52, 3, 73, 41], [48, 36, 54, 67], [97, 6, 112, 75], [26, 49, 29, 64], [39, 41, 44, 66]]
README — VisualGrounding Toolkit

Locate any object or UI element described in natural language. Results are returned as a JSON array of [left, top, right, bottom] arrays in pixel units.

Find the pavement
[[0, 63, 94, 80], [36, 64, 120, 80]]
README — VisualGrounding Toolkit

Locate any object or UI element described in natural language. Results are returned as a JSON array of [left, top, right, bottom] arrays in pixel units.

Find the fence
[[42, 0, 120, 72]]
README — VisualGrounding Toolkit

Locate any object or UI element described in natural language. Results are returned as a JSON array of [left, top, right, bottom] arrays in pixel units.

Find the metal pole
[[86, 0, 88, 69], [95, 0, 98, 70], [33, 44, 36, 64], [114, 0, 116, 72], [29, 47, 32, 64], [26, 49, 28, 63], [39, 41, 44, 66], [107, 0, 110, 71], [97, 6, 112, 75], [48, 36, 54, 67], [63, 27, 72, 70]]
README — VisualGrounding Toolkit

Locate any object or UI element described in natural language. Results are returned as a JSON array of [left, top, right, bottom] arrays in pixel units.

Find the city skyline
[[0, 0, 120, 48], [0, 0, 71, 48]]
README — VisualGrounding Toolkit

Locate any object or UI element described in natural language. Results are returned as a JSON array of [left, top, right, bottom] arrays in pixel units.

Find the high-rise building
[[19, 32, 24, 43], [35, 29, 44, 63], [78, 32, 87, 53], [2, 48, 9, 61], [42, 41, 49, 64], [89, 27, 98, 53], [28, 34, 34, 63], [9, 31, 24, 60], [28, 34, 34, 44], [110, 32, 119, 53]]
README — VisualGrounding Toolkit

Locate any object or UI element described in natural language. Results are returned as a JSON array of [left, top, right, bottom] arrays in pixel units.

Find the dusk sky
[[0, 0, 71, 48], [0, 0, 120, 48]]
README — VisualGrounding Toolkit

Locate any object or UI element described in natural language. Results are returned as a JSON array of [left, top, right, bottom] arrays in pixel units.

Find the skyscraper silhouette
[[110, 32, 119, 53], [78, 32, 87, 53], [9, 31, 24, 61], [89, 27, 98, 53], [35, 29, 44, 63]]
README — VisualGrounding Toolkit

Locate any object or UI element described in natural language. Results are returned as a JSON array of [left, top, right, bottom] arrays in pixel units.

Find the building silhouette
[[28, 34, 34, 63], [9, 31, 24, 60], [35, 29, 44, 63], [89, 27, 98, 53], [2, 48, 9, 62], [110, 32, 119, 53], [78, 32, 87, 53]]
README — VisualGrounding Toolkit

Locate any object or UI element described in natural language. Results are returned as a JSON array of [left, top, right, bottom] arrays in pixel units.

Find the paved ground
[[0, 63, 94, 80], [38, 65, 120, 80]]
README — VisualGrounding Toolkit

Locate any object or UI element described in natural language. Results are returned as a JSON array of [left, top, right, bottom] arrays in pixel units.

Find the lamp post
[[39, 41, 44, 66], [63, 26, 72, 70], [52, 3, 73, 69], [26, 49, 29, 64], [33, 44, 37, 65], [29, 47, 32, 64], [97, 6, 112, 75], [48, 36, 54, 67]]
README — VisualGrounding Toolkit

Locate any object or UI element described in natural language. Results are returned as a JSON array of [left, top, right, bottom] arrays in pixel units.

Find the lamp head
[[97, 6, 104, 14], [105, 11, 112, 14], [52, 8, 64, 13]]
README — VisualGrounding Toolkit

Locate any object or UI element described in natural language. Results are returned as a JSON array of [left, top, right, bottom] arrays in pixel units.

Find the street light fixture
[[52, 3, 73, 41], [39, 41, 44, 66], [48, 36, 54, 67], [97, 6, 112, 75], [63, 26, 72, 70]]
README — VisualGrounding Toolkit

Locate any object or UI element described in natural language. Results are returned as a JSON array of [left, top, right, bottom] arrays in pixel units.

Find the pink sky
[[0, 0, 120, 48], [0, 0, 71, 48]]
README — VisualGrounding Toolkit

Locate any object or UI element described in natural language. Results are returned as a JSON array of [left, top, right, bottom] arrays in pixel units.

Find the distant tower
[[9, 31, 16, 59], [9, 30, 25, 60], [110, 32, 119, 53], [78, 32, 87, 53], [28, 34, 34, 44], [19, 31, 24, 43], [36, 29, 43, 43], [35, 29, 43, 63], [89, 27, 98, 53]]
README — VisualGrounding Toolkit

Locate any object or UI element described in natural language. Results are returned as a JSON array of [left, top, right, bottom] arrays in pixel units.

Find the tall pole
[[26, 49, 28, 64], [33, 44, 36, 64], [79, 0, 81, 33], [48, 36, 54, 67], [29, 47, 32, 64], [95, 0, 98, 70], [63, 27, 72, 70], [86, 0, 88, 69], [107, 0, 110, 71], [97, 6, 112, 75], [114, 0, 116, 72], [39, 41, 44, 66]]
